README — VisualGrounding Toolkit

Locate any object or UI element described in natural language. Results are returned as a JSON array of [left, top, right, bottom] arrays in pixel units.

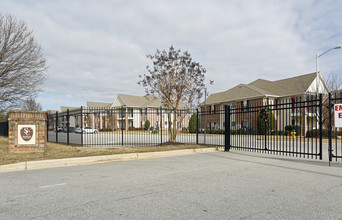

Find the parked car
[[75, 127, 82, 133], [63, 127, 75, 133], [75, 127, 98, 134], [57, 126, 63, 132], [83, 127, 98, 134]]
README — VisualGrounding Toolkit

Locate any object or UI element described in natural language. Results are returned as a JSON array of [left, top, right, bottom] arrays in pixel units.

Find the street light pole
[[316, 45, 342, 94], [203, 80, 213, 144]]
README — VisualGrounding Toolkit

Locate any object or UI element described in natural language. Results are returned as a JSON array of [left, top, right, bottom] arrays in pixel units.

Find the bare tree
[[138, 46, 207, 142], [22, 97, 42, 111], [325, 72, 342, 92], [321, 72, 342, 127], [0, 14, 47, 112]]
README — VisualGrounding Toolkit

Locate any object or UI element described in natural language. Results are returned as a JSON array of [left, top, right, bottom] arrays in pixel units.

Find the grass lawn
[[0, 137, 214, 165]]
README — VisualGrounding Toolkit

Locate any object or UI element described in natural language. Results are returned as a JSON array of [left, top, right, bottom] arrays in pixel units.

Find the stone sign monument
[[8, 111, 47, 153]]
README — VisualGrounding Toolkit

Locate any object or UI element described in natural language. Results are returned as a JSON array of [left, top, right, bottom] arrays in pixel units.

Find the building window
[[243, 100, 248, 112], [211, 105, 215, 114], [231, 102, 236, 109], [145, 108, 147, 115], [268, 98, 274, 109], [291, 98, 295, 113]]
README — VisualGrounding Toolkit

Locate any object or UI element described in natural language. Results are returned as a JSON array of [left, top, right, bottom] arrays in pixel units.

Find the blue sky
[[2, 0, 342, 110]]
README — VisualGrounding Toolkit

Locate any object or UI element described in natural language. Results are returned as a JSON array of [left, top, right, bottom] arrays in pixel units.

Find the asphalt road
[[1, 151, 342, 219]]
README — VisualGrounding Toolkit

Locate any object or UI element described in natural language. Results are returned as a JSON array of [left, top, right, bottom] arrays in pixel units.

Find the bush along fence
[[0, 121, 8, 137], [47, 93, 342, 162]]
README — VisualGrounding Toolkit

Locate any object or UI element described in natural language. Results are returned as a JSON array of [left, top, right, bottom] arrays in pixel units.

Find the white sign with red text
[[334, 104, 342, 128]]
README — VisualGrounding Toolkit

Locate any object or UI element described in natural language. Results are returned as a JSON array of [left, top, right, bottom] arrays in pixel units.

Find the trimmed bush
[[285, 125, 301, 135], [208, 129, 225, 134], [306, 129, 336, 138], [144, 120, 150, 130], [99, 128, 112, 132], [188, 113, 197, 133]]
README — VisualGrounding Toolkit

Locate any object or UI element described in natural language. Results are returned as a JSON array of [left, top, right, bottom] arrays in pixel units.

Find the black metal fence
[[48, 93, 342, 162], [47, 107, 199, 146], [0, 121, 8, 137]]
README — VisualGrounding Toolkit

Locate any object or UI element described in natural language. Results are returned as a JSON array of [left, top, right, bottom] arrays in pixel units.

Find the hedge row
[[306, 129, 337, 138]]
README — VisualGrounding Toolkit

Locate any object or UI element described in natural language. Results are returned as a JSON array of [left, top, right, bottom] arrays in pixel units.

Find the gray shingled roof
[[116, 94, 163, 107], [86, 101, 112, 108], [60, 106, 79, 112], [206, 72, 318, 105], [248, 72, 317, 96], [116, 94, 187, 108]]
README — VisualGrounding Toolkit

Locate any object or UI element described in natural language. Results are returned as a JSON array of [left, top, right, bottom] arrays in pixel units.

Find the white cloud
[[2, 0, 342, 110]]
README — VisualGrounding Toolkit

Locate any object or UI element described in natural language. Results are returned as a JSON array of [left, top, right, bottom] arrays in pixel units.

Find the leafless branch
[[0, 14, 47, 112]]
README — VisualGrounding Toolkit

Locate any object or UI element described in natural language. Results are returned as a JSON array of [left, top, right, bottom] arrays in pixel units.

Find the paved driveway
[[1, 151, 341, 219]]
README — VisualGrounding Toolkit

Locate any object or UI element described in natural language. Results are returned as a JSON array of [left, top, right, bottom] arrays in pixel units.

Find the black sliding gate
[[226, 94, 323, 160]]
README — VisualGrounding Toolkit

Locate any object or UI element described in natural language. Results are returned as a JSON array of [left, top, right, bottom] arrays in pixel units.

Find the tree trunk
[[168, 111, 173, 142], [172, 111, 177, 142]]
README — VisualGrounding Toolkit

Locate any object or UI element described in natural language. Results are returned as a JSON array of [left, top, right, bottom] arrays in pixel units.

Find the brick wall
[[8, 111, 47, 153], [200, 104, 221, 129]]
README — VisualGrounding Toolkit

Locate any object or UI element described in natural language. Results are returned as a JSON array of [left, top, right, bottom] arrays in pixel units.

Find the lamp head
[[334, 45, 342, 49]]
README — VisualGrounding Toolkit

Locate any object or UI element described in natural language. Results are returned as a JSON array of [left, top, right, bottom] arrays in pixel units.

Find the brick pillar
[[8, 111, 47, 153]]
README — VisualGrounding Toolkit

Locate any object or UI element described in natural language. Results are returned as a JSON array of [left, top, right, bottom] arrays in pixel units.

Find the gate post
[[80, 106, 83, 146], [225, 105, 230, 151], [160, 106, 163, 146], [121, 107, 124, 146], [196, 108, 199, 145], [55, 111, 58, 143], [46, 113, 49, 142], [328, 93, 332, 164], [319, 94, 323, 160], [67, 109, 70, 145]]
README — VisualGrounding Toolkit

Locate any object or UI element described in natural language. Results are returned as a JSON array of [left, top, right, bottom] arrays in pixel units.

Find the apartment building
[[201, 72, 329, 134]]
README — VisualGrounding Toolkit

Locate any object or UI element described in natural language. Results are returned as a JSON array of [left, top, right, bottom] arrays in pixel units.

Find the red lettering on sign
[[339, 113, 342, 118], [335, 105, 342, 111]]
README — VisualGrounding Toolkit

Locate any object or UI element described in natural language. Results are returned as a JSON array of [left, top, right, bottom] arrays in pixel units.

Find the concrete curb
[[0, 147, 219, 173]]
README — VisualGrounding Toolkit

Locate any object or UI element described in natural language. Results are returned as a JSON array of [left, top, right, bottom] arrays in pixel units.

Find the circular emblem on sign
[[258, 108, 269, 121], [20, 127, 34, 141]]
